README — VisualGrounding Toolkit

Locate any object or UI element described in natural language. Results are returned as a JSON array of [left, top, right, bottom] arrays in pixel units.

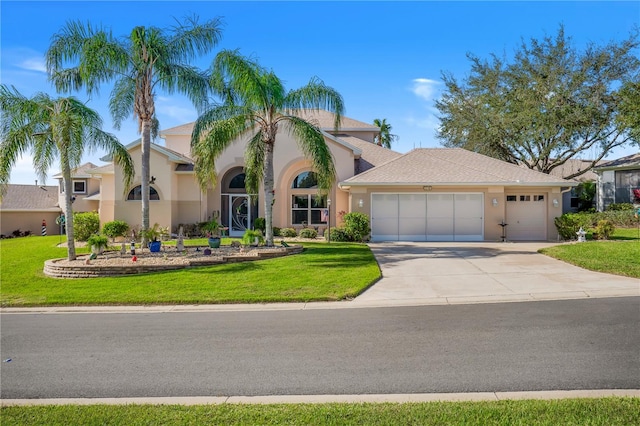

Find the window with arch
[[127, 185, 160, 201], [290, 171, 326, 225]]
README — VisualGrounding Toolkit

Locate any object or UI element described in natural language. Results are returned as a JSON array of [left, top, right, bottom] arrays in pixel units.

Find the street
[[1, 297, 639, 399]]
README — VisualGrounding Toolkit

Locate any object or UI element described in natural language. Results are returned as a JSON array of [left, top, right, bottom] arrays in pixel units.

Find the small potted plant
[[141, 223, 163, 252], [201, 218, 221, 248], [87, 234, 109, 254]]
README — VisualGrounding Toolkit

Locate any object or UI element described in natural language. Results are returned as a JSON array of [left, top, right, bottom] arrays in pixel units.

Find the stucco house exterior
[[78, 110, 573, 241], [593, 153, 640, 211]]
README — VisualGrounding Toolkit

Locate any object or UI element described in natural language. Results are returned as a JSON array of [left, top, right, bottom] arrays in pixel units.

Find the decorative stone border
[[43, 245, 303, 279]]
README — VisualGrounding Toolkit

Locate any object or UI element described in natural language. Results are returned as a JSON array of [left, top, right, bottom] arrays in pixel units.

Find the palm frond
[[212, 50, 273, 110], [284, 116, 336, 192], [167, 15, 223, 61], [156, 64, 210, 113], [244, 131, 265, 195], [191, 109, 254, 191], [284, 77, 345, 130], [109, 77, 136, 129]]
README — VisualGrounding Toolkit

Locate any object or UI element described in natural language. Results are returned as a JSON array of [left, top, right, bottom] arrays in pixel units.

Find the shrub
[[324, 227, 351, 242], [590, 210, 637, 227], [87, 234, 109, 249], [73, 212, 100, 241], [102, 220, 129, 241], [242, 229, 265, 246], [606, 203, 634, 211], [554, 213, 592, 240], [253, 217, 266, 232], [298, 228, 318, 239], [343, 212, 371, 242], [272, 227, 281, 237], [279, 228, 297, 238], [594, 219, 615, 240]]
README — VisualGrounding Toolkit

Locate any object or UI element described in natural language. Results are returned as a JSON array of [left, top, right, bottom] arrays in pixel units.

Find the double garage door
[[371, 193, 484, 242]]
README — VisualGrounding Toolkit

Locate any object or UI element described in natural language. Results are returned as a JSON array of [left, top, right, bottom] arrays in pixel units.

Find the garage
[[371, 193, 484, 242], [505, 194, 547, 240]]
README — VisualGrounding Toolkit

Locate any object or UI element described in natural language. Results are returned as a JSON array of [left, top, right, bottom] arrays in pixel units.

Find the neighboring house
[[53, 162, 101, 216], [546, 159, 600, 213], [0, 184, 61, 237], [593, 153, 640, 211], [90, 110, 573, 241]]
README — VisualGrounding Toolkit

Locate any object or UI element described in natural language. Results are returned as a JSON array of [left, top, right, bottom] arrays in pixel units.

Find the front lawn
[[2, 398, 638, 425], [0, 236, 380, 306], [540, 228, 640, 279]]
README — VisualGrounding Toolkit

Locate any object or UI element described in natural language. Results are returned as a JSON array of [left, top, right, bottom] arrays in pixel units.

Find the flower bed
[[43, 245, 303, 278]]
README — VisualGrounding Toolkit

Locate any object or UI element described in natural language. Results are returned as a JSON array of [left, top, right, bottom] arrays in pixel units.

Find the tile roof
[[0, 184, 60, 211], [342, 148, 573, 186], [594, 152, 640, 170], [334, 134, 402, 173]]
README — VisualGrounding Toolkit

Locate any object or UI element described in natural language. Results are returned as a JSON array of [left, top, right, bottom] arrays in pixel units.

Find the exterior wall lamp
[[552, 199, 559, 208], [358, 199, 364, 208], [492, 198, 498, 207]]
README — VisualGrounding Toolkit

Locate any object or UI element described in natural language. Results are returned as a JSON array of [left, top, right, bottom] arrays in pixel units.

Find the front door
[[230, 195, 251, 237]]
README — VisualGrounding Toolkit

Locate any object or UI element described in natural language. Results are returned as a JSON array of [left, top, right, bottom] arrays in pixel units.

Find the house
[[53, 162, 102, 216], [87, 110, 573, 241], [593, 153, 640, 211], [545, 159, 600, 213], [0, 184, 61, 237]]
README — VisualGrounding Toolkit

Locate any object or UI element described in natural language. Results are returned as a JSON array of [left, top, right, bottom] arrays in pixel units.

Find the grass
[[540, 227, 640, 279], [0, 236, 380, 307], [1, 398, 639, 425]]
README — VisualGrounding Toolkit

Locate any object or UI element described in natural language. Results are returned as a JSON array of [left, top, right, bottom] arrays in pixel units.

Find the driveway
[[354, 242, 639, 306]]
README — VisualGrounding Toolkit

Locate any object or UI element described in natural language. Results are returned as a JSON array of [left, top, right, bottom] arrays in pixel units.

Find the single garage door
[[505, 194, 547, 240], [371, 193, 483, 242]]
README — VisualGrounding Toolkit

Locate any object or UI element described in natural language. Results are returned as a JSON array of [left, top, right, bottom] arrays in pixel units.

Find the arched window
[[127, 185, 160, 201], [290, 171, 326, 225], [229, 173, 246, 189], [291, 171, 318, 189]]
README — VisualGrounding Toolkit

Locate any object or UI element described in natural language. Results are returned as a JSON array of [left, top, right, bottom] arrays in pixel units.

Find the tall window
[[291, 172, 326, 225], [127, 185, 160, 201]]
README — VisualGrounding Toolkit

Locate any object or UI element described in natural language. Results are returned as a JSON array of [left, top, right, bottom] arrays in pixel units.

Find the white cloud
[[18, 58, 46, 73], [156, 97, 197, 124], [411, 78, 440, 102]]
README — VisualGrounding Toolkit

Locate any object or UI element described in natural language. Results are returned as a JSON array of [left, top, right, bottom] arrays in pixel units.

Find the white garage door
[[371, 193, 483, 242], [505, 194, 547, 240]]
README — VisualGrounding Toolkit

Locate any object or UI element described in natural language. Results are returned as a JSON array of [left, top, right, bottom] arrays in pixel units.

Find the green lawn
[[0, 236, 380, 306], [540, 228, 640, 279], [2, 398, 638, 425]]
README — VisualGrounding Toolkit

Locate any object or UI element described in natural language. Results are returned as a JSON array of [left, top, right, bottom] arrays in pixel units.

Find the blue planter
[[208, 237, 221, 248], [148, 241, 161, 252]]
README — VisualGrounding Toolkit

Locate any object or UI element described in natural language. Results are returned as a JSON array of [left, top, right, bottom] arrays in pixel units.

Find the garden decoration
[[177, 226, 185, 251]]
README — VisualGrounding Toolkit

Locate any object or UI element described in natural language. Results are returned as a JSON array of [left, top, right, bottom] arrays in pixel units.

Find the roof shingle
[[0, 185, 60, 210]]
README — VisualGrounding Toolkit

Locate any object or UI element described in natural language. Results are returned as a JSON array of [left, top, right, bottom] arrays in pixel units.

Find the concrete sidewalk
[[354, 242, 639, 306]]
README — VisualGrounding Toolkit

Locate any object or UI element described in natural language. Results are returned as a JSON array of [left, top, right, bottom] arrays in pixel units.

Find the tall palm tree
[[0, 85, 134, 260], [373, 118, 398, 149], [191, 50, 344, 246], [46, 16, 222, 243]]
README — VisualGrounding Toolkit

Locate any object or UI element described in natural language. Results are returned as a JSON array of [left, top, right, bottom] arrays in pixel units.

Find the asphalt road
[[2, 297, 639, 399]]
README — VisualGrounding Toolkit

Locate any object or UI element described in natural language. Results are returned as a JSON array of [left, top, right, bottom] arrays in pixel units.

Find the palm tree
[[373, 118, 398, 149], [0, 85, 134, 260], [45, 16, 222, 244], [191, 50, 344, 246]]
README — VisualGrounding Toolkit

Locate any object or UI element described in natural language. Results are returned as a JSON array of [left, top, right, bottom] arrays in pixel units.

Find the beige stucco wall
[[343, 185, 563, 241], [57, 176, 101, 215], [1, 211, 62, 237]]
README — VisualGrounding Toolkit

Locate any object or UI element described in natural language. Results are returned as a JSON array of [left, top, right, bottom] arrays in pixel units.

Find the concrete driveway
[[354, 242, 639, 306]]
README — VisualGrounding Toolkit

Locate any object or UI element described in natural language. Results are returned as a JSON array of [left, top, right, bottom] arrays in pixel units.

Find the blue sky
[[2, 1, 639, 184]]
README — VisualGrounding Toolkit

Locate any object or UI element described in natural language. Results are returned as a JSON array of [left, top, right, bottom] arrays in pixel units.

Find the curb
[[1, 291, 638, 314], [2, 389, 639, 406]]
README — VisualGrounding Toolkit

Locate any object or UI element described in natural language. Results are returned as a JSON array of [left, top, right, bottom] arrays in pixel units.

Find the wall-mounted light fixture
[[552, 198, 559, 208], [492, 198, 498, 207], [149, 176, 156, 184], [358, 199, 364, 208]]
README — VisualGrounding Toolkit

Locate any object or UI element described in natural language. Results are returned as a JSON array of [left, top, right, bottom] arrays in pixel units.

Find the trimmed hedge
[[555, 210, 638, 240]]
